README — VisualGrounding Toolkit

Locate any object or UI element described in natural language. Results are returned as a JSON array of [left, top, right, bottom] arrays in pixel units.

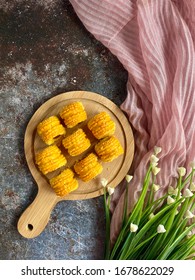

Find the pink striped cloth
[[70, 0, 195, 242]]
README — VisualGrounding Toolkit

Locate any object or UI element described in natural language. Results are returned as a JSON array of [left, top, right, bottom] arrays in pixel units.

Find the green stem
[[169, 235, 195, 260], [126, 232, 158, 259], [119, 200, 182, 260], [104, 188, 110, 260], [110, 165, 152, 259], [105, 164, 195, 260], [122, 182, 129, 226], [181, 169, 194, 190], [157, 222, 195, 260]]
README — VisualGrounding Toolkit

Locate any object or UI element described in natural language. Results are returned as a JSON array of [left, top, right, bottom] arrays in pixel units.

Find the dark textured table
[[0, 0, 127, 259]]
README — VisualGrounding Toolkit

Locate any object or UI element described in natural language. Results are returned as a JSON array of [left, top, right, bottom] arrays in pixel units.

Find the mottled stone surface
[[0, 0, 127, 259]]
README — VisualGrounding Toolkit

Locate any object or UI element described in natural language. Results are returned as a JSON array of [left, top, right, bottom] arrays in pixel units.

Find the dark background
[[0, 0, 127, 259]]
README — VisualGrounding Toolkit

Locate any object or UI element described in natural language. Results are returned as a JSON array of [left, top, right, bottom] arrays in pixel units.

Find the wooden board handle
[[17, 187, 58, 238]]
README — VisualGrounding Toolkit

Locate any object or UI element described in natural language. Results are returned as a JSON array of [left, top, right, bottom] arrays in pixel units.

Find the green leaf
[[103, 188, 110, 259], [157, 222, 195, 259]]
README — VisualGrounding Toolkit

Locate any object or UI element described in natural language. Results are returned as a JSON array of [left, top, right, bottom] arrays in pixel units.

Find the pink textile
[[70, 0, 195, 242]]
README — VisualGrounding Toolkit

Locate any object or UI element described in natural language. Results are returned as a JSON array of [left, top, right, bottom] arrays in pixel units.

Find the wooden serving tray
[[17, 91, 134, 238]]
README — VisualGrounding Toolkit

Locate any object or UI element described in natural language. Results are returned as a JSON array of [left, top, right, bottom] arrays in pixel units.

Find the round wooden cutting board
[[17, 91, 134, 238]]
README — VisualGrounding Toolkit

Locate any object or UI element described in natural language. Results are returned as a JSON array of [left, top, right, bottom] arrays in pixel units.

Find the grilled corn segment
[[35, 145, 67, 174], [95, 136, 124, 162], [49, 168, 78, 197], [74, 153, 103, 182], [37, 116, 66, 145], [87, 112, 115, 139], [59, 101, 87, 128], [62, 128, 90, 156]]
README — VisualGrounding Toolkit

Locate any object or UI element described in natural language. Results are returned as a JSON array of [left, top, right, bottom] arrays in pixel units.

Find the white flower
[[149, 213, 155, 219], [177, 167, 186, 177], [167, 196, 175, 205], [168, 186, 178, 196], [187, 230, 192, 237], [183, 188, 193, 198], [125, 175, 133, 183], [154, 146, 162, 155], [179, 192, 182, 199], [190, 161, 195, 169], [101, 178, 108, 188], [184, 210, 194, 219], [152, 167, 161, 176], [157, 224, 166, 233], [152, 184, 160, 192], [190, 182, 195, 192], [175, 209, 179, 215], [150, 154, 159, 166], [168, 186, 174, 195], [107, 186, 115, 195], [152, 162, 158, 167], [130, 223, 138, 233], [185, 227, 193, 237]]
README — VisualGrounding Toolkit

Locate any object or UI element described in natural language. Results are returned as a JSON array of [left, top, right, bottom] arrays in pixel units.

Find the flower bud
[[190, 161, 195, 169], [152, 166, 160, 176], [107, 186, 115, 195], [157, 224, 166, 233], [125, 175, 133, 183], [183, 188, 193, 198], [177, 167, 186, 177], [152, 184, 160, 192], [168, 186, 178, 196], [154, 146, 162, 155], [184, 210, 194, 219], [187, 230, 192, 237], [101, 178, 108, 188], [150, 155, 159, 165], [190, 183, 195, 192], [151, 161, 158, 167], [149, 213, 155, 219], [167, 196, 175, 205], [130, 223, 138, 233]]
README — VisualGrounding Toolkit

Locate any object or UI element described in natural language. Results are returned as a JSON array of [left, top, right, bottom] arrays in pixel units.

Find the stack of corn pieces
[[35, 145, 67, 175], [49, 169, 78, 197], [87, 112, 124, 161], [62, 128, 90, 156], [74, 153, 103, 182], [95, 136, 124, 162], [35, 101, 124, 197], [60, 101, 87, 128], [87, 111, 115, 139], [37, 116, 66, 145]]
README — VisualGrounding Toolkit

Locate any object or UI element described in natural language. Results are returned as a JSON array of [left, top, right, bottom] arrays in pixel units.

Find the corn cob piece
[[87, 111, 115, 139], [95, 136, 124, 162], [49, 168, 78, 197], [59, 101, 87, 128], [35, 145, 67, 175], [74, 153, 103, 182], [62, 128, 91, 156], [37, 116, 66, 145]]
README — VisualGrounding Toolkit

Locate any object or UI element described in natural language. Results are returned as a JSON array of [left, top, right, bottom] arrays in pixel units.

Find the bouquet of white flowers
[[103, 147, 195, 260]]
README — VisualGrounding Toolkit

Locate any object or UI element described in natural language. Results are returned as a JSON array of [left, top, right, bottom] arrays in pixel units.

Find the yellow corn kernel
[[35, 145, 67, 174], [49, 169, 78, 197], [95, 136, 124, 162], [59, 101, 87, 128], [74, 153, 103, 182], [37, 116, 66, 145], [62, 128, 91, 156], [87, 112, 115, 139]]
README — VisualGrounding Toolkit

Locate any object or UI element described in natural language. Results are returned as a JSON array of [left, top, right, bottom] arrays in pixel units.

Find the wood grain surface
[[17, 91, 134, 238]]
